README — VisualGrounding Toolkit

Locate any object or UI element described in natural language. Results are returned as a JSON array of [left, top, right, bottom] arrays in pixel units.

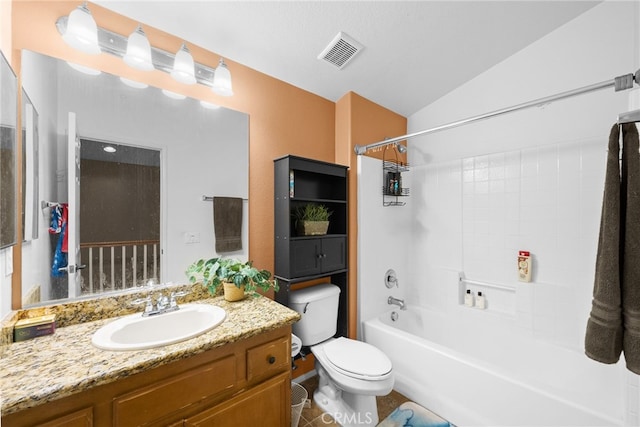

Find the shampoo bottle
[[476, 291, 486, 309], [464, 289, 474, 307]]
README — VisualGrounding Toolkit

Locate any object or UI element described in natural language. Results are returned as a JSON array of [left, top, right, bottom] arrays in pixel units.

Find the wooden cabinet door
[[290, 236, 346, 278], [184, 372, 290, 427], [320, 237, 346, 273], [290, 239, 322, 277], [112, 355, 236, 426]]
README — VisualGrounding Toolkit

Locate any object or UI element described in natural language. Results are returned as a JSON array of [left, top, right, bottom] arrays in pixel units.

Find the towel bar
[[202, 195, 248, 202], [458, 272, 516, 292]]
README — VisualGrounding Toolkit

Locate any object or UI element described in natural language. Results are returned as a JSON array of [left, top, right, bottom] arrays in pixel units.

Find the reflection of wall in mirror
[[20, 50, 249, 307], [20, 50, 64, 306]]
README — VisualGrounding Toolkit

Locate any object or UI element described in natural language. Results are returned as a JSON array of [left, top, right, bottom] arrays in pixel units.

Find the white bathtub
[[362, 306, 623, 427]]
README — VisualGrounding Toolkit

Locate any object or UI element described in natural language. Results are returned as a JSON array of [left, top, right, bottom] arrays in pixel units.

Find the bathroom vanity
[[0, 295, 299, 426]]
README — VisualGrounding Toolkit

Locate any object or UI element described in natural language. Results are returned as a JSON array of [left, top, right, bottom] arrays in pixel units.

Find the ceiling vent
[[318, 32, 364, 70]]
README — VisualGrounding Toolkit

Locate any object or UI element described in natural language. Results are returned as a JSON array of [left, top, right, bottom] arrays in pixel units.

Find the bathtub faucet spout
[[388, 296, 406, 310]]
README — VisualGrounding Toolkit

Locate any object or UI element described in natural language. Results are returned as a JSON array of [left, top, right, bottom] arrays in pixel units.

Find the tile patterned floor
[[295, 375, 411, 427]]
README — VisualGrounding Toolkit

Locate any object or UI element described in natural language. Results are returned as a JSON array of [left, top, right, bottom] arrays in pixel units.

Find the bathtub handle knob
[[385, 269, 398, 288]]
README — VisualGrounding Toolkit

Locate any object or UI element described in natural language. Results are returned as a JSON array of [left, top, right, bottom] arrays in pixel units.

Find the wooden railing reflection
[[79, 239, 160, 295]]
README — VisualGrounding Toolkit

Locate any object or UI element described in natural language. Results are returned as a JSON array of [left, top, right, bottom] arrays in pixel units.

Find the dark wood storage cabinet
[[274, 155, 349, 338]]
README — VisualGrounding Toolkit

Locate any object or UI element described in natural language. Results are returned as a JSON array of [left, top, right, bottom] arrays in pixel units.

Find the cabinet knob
[[268, 356, 276, 364]]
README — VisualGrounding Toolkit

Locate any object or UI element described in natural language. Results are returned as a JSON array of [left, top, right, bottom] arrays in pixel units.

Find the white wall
[[360, 1, 639, 425]]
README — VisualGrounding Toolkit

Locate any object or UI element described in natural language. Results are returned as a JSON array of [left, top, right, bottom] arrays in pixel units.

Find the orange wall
[[335, 92, 406, 337]]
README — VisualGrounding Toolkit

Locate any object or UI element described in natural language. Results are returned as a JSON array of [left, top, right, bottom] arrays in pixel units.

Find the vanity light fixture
[[171, 43, 197, 85], [120, 77, 148, 89], [200, 100, 221, 110], [211, 58, 233, 96], [123, 25, 154, 71], [162, 89, 186, 100], [56, 7, 234, 95], [67, 61, 102, 76], [62, 2, 100, 55]]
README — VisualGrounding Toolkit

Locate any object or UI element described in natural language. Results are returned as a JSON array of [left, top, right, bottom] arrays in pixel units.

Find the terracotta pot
[[296, 220, 329, 236], [223, 282, 245, 302]]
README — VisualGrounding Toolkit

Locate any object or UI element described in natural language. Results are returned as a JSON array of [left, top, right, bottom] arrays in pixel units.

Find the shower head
[[396, 143, 407, 154]]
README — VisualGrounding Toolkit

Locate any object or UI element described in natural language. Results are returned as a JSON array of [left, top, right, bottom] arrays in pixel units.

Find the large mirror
[[20, 50, 249, 308], [1, 51, 18, 249]]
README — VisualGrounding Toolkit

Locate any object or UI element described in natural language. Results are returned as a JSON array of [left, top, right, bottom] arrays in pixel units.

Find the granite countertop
[[0, 295, 300, 416]]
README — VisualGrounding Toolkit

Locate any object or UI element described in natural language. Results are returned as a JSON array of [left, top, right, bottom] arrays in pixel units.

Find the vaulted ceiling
[[97, 1, 600, 117]]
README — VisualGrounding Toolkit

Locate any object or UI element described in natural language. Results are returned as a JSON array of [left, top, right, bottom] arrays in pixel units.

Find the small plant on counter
[[186, 257, 278, 301]]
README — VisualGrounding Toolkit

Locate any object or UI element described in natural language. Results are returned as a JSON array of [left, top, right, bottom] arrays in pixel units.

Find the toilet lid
[[323, 337, 392, 379]]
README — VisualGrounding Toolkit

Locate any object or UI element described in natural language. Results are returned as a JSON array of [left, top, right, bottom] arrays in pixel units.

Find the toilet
[[290, 284, 394, 427]]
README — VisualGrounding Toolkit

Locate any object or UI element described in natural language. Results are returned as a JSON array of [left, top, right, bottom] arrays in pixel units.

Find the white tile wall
[[423, 138, 605, 350]]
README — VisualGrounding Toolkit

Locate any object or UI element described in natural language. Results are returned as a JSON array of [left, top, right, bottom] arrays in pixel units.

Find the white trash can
[[291, 382, 308, 427]]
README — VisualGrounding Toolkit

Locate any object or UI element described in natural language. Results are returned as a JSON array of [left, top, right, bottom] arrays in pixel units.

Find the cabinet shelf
[[290, 197, 347, 204], [290, 233, 347, 241]]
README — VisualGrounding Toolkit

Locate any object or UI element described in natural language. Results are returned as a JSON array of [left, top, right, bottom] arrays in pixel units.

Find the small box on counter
[[13, 314, 56, 342]]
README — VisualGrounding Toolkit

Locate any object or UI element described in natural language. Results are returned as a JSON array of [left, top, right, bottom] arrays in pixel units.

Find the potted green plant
[[186, 257, 278, 302], [292, 203, 333, 236]]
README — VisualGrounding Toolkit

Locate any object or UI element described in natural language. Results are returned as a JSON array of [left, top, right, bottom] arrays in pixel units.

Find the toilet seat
[[322, 337, 392, 381]]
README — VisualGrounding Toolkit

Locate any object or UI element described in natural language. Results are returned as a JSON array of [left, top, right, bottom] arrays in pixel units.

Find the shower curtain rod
[[354, 70, 640, 155]]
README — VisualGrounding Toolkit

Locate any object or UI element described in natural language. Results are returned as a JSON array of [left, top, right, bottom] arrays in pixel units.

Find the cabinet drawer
[[38, 407, 93, 427], [246, 336, 289, 382], [113, 355, 236, 426]]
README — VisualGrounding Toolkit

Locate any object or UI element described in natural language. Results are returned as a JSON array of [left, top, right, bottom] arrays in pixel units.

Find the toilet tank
[[290, 284, 341, 346]]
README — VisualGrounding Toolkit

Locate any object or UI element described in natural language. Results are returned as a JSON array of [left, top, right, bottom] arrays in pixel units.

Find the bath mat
[[377, 401, 450, 427]]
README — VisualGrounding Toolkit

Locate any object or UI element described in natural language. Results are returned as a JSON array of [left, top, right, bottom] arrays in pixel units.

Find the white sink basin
[[92, 304, 226, 351]]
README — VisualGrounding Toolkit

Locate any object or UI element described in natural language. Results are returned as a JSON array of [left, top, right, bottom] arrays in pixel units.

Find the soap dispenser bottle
[[476, 291, 486, 309], [464, 289, 474, 307]]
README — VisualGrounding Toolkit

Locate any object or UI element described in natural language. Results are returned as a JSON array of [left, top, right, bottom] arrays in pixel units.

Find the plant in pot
[[292, 203, 333, 236], [186, 257, 278, 302]]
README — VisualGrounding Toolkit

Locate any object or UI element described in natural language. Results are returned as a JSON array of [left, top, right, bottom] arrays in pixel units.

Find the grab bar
[[458, 272, 516, 292]]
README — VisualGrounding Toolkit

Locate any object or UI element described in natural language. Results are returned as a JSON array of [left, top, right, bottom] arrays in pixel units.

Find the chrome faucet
[[132, 290, 189, 317], [388, 296, 406, 310]]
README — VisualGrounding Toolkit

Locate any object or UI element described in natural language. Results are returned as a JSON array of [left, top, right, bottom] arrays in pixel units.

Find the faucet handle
[[170, 290, 190, 307], [131, 297, 153, 314]]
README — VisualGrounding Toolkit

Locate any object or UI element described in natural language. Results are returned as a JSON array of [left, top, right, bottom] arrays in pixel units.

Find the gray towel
[[213, 197, 243, 253], [622, 123, 640, 374], [585, 124, 623, 364]]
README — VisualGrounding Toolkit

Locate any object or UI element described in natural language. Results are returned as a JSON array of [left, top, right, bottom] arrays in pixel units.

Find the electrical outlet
[[183, 232, 200, 244]]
